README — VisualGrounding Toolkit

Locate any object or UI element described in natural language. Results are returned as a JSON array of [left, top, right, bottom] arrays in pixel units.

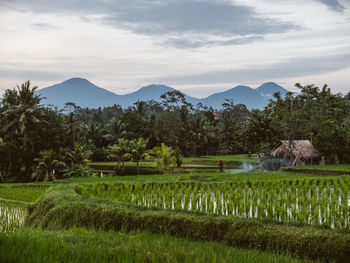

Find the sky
[[0, 0, 349, 98]]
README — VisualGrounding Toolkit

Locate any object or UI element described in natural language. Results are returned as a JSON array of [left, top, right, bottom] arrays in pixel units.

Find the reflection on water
[[225, 162, 257, 174]]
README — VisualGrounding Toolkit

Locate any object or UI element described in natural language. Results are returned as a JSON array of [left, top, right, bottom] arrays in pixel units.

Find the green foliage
[[0, 81, 47, 180], [153, 143, 174, 173], [32, 150, 66, 181], [107, 138, 132, 168], [63, 164, 94, 178], [172, 146, 183, 169], [65, 144, 93, 165], [130, 138, 150, 175], [85, 144, 108, 162], [2, 80, 350, 181]]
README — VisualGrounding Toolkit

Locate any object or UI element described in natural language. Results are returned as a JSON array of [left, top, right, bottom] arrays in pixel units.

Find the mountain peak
[[256, 82, 288, 95], [37, 78, 290, 110], [141, 84, 173, 91], [62, 77, 90, 84]]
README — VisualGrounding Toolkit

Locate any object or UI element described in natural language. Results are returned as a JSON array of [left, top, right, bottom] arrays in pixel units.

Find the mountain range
[[37, 78, 289, 110]]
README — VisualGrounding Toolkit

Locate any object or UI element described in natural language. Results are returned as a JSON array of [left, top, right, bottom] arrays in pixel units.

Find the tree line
[[0, 81, 349, 181]]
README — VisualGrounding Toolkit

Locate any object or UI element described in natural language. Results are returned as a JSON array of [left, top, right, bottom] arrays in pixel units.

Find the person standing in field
[[218, 160, 224, 172]]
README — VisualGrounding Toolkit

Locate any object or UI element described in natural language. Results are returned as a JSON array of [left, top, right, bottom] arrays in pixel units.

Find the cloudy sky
[[0, 0, 349, 97]]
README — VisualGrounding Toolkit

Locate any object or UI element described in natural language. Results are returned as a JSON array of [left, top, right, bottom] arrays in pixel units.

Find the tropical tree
[[66, 144, 93, 165], [65, 112, 80, 148], [130, 138, 149, 175], [107, 138, 132, 169], [0, 137, 4, 182], [153, 143, 174, 173], [1, 81, 46, 180], [172, 146, 183, 179], [190, 114, 213, 156], [108, 119, 126, 143], [32, 149, 66, 181]]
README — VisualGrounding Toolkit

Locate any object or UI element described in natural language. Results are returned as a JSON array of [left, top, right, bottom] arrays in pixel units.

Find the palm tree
[[32, 149, 66, 181], [130, 138, 149, 175], [87, 122, 101, 145], [190, 115, 209, 156], [108, 119, 126, 143], [0, 137, 4, 182], [65, 113, 80, 148], [66, 144, 93, 165], [1, 81, 45, 180], [107, 138, 131, 169]]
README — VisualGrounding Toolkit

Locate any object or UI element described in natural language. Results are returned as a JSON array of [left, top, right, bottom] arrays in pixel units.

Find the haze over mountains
[[37, 78, 289, 110]]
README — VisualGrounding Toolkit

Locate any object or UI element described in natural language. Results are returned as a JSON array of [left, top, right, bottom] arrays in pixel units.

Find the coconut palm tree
[[1, 81, 46, 180], [65, 112, 80, 148], [108, 119, 126, 143], [130, 138, 149, 175], [66, 144, 93, 165], [107, 138, 132, 169]]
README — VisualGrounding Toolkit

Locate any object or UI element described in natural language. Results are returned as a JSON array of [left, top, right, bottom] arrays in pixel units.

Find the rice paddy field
[[1, 155, 350, 262]]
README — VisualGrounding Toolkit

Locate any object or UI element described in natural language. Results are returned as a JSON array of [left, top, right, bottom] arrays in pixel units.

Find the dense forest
[[0, 81, 349, 181]]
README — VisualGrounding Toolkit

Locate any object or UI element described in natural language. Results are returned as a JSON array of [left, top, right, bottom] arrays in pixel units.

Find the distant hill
[[202, 85, 267, 110], [37, 78, 119, 109], [256, 82, 288, 97], [37, 78, 289, 110], [117, 84, 200, 108]]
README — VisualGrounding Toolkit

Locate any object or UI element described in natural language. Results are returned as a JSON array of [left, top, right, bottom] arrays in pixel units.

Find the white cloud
[[0, 0, 349, 97]]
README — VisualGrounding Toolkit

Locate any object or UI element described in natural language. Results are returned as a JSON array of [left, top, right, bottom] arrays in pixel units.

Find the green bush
[[86, 145, 108, 162], [63, 164, 94, 178]]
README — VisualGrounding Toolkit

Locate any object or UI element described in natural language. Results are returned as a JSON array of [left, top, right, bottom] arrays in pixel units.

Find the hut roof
[[269, 140, 320, 160]]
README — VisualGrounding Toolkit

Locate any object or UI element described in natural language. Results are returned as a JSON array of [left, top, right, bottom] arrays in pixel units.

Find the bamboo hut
[[266, 140, 321, 166]]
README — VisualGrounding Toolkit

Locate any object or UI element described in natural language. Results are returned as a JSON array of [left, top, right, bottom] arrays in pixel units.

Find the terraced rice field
[[78, 177, 350, 229]]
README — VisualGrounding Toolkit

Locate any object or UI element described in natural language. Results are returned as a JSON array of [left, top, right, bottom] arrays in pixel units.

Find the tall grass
[[0, 228, 314, 263]]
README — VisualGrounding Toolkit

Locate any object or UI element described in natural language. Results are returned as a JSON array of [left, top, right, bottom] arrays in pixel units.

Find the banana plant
[[32, 149, 66, 181]]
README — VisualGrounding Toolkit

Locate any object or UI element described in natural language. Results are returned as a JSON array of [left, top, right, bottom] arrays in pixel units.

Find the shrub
[[63, 164, 94, 178]]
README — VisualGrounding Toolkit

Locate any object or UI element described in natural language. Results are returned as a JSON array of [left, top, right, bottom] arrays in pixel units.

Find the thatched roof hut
[[266, 140, 321, 166]]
